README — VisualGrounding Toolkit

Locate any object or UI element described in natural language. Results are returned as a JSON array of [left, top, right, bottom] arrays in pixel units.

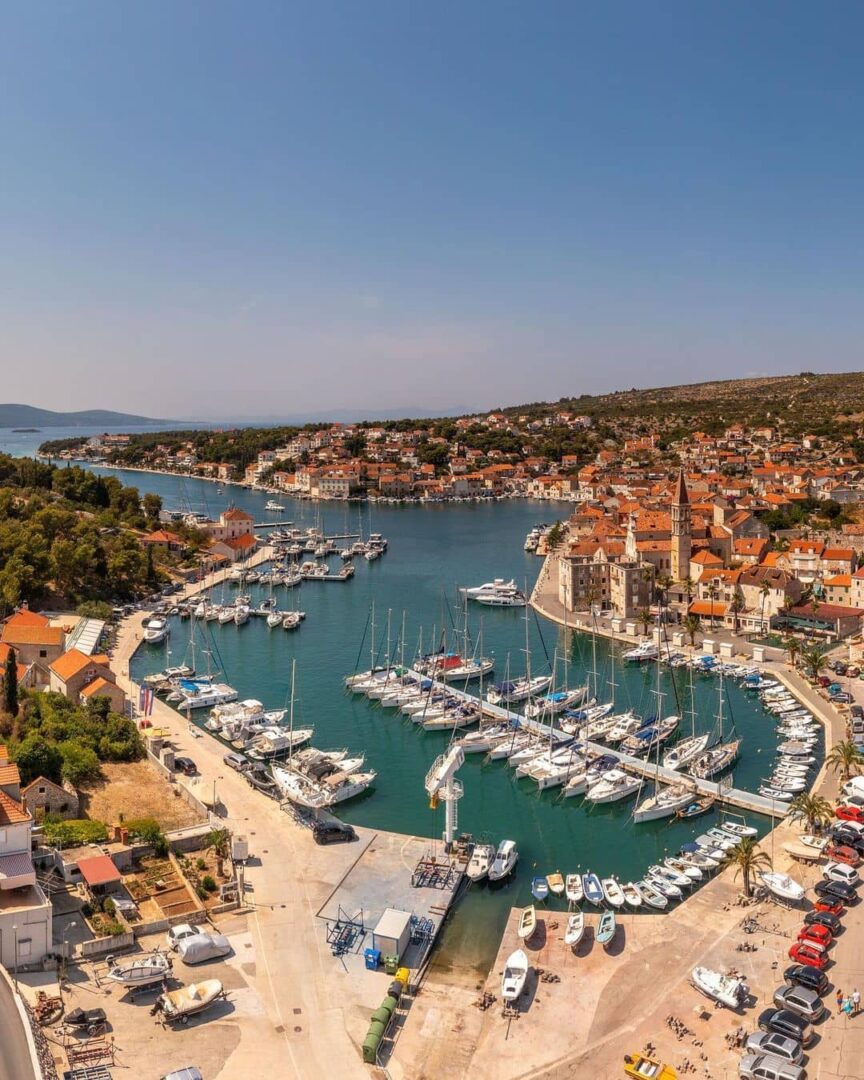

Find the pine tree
[[3, 648, 19, 718]]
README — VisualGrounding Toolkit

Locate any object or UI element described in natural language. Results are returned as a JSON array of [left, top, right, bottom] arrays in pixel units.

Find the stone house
[[21, 776, 80, 821], [0, 610, 65, 686], [48, 649, 126, 712]]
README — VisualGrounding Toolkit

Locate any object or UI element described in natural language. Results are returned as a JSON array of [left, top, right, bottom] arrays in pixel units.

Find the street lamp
[[212, 775, 224, 812]]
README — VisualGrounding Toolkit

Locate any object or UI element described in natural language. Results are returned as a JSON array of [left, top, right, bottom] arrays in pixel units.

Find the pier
[[408, 669, 791, 819]]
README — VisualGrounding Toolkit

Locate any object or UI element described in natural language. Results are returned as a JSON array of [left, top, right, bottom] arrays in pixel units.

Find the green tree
[[683, 614, 702, 647], [787, 793, 833, 833], [60, 741, 102, 786], [142, 492, 162, 524], [545, 521, 564, 551], [706, 582, 719, 629], [759, 580, 771, 633], [721, 836, 771, 898], [783, 637, 801, 668], [13, 733, 63, 785], [637, 607, 651, 635], [729, 591, 744, 636], [801, 645, 827, 681], [826, 740, 864, 782], [3, 646, 18, 717]]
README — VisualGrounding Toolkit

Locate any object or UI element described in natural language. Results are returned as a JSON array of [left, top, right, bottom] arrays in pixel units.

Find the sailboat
[[662, 661, 713, 770], [632, 618, 693, 824], [688, 670, 741, 780]]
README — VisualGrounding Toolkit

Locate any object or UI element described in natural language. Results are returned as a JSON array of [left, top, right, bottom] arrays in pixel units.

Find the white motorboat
[[564, 911, 585, 946], [759, 871, 805, 902], [106, 950, 172, 988], [623, 641, 659, 663], [272, 764, 376, 807], [143, 617, 170, 644], [665, 857, 701, 881], [175, 681, 238, 711], [466, 843, 496, 882], [462, 578, 517, 599], [265, 500, 285, 512], [690, 967, 748, 1009], [501, 950, 529, 1002], [517, 905, 536, 940], [635, 879, 668, 909], [474, 587, 527, 608], [561, 769, 589, 797], [601, 877, 625, 908], [488, 839, 519, 881], [586, 769, 641, 804], [247, 727, 314, 761], [649, 864, 691, 890], [646, 873, 681, 900]]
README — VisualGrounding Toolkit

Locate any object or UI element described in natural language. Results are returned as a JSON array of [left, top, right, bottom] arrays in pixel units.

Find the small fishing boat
[[546, 871, 565, 896], [596, 910, 616, 945], [621, 881, 643, 908], [675, 795, 715, 820], [690, 966, 748, 1009], [517, 905, 537, 940], [531, 877, 549, 902], [488, 839, 519, 881], [759, 871, 806, 902], [565, 874, 583, 903], [635, 879, 668, 909], [466, 843, 496, 882], [798, 834, 829, 851], [646, 873, 682, 900], [501, 950, 529, 1003], [153, 979, 225, 1024], [564, 910, 585, 946], [601, 877, 626, 908], [582, 872, 604, 906], [717, 820, 758, 839]]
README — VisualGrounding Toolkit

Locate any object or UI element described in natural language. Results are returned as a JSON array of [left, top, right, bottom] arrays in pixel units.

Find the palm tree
[[787, 792, 833, 833], [683, 577, 695, 604], [205, 827, 232, 878], [707, 582, 719, 630], [759, 580, 771, 634], [638, 606, 651, 635], [721, 837, 771, 898], [783, 637, 801, 669], [683, 614, 702, 647], [655, 573, 674, 608], [801, 645, 827, 682], [826, 740, 864, 782], [729, 591, 744, 636]]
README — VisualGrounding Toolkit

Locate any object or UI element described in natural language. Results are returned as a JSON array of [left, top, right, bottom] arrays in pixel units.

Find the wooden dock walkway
[[409, 669, 789, 820]]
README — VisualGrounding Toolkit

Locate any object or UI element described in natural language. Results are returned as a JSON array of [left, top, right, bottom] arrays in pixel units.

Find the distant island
[[0, 403, 167, 427]]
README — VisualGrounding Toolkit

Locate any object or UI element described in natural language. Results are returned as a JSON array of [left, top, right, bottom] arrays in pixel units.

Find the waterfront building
[[48, 648, 126, 712]]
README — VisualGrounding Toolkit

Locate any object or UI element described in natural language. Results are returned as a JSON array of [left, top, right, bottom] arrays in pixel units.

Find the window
[[39, 650, 47, 658]]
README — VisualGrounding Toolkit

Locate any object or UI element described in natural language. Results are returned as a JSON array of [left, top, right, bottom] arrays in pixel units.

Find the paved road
[[0, 975, 37, 1080]]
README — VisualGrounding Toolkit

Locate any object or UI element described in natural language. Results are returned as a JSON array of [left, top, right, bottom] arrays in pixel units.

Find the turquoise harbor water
[[81, 468, 814, 977]]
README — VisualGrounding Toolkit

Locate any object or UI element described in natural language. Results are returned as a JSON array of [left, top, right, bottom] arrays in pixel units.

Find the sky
[[1, 2, 863, 421]]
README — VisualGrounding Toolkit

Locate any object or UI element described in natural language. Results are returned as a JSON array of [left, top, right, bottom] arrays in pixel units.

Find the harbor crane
[[424, 744, 465, 849]]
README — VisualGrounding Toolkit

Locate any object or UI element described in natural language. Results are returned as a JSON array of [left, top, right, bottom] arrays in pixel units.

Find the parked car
[[815, 878, 858, 903], [757, 1007, 814, 1046], [175, 931, 232, 965], [825, 842, 861, 867], [161, 1070, 203, 1080], [312, 821, 357, 845], [167, 923, 200, 950], [829, 828, 864, 854], [814, 897, 845, 916], [847, 666, 861, 678], [842, 776, 864, 799], [823, 861, 860, 887], [835, 804, 864, 824], [223, 751, 248, 772], [787, 941, 828, 969], [834, 663, 848, 676], [738, 1054, 805, 1080], [797, 923, 833, 948], [174, 756, 197, 776], [783, 963, 829, 995], [817, 676, 832, 687], [773, 984, 826, 1022], [744, 1031, 804, 1065], [803, 909, 842, 935], [831, 692, 853, 704]]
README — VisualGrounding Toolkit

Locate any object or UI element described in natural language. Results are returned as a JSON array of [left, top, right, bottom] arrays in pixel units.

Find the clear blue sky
[[2, 2, 863, 420]]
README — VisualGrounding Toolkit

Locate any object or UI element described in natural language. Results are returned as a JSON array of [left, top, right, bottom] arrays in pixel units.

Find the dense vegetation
[[2, 691, 143, 788], [0, 452, 164, 608]]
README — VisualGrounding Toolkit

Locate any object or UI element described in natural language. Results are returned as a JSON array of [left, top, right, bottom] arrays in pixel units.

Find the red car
[[835, 804, 864, 824], [798, 923, 833, 948], [788, 941, 828, 969], [825, 843, 861, 867], [815, 898, 845, 916]]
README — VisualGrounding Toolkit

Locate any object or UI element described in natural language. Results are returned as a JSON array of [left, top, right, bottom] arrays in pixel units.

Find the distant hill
[[0, 404, 167, 428]]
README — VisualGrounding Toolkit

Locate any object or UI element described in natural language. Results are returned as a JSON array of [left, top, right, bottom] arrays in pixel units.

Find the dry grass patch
[[79, 761, 205, 832]]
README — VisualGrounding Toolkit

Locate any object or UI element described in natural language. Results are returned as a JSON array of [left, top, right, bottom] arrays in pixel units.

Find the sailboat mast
[[288, 658, 296, 762]]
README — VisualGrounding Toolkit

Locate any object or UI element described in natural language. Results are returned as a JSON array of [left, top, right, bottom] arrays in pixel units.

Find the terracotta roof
[[823, 548, 855, 561], [77, 853, 121, 887], [222, 508, 254, 521], [80, 677, 118, 699], [0, 624, 64, 647], [0, 789, 30, 825], [4, 609, 49, 628], [690, 550, 724, 566], [142, 529, 183, 544], [824, 575, 852, 588], [789, 602, 864, 619], [0, 762, 21, 787], [49, 649, 109, 682], [689, 600, 728, 617], [225, 533, 257, 551]]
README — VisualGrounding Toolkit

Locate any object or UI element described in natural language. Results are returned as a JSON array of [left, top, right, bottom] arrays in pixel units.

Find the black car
[[757, 1007, 813, 1046], [803, 909, 842, 935], [830, 829, 864, 854], [312, 821, 357, 845], [783, 963, 829, 995], [815, 878, 857, 903], [173, 756, 197, 776]]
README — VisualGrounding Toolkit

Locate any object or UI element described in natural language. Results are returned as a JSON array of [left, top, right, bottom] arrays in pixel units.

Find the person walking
[[837, 988, 845, 1015], [853, 988, 861, 1016]]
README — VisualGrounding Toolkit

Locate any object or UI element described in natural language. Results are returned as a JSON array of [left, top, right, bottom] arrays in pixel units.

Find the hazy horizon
[[3, 3, 864, 417]]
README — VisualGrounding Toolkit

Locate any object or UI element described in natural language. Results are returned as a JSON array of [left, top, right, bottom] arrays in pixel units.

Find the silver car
[[773, 983, 827, 1022], [744, 1032, 804, 1066], [739, 1054, 805, 1080]]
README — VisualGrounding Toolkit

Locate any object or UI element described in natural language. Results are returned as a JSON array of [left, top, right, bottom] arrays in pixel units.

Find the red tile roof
[[77, 853, 121, 887]]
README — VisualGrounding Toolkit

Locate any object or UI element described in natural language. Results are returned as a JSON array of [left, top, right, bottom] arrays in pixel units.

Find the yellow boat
[[623, 1052, 678, 1080], [546, 872, 565, 896]]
